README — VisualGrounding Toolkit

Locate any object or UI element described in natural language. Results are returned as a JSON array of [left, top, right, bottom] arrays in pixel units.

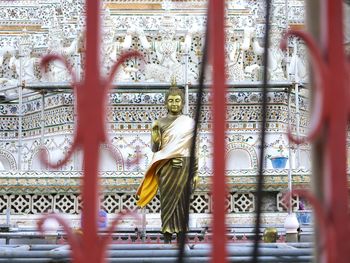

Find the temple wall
[[0, 0, 318, 227], [0, 86, 314, 227], [0, 87, 311, 171]]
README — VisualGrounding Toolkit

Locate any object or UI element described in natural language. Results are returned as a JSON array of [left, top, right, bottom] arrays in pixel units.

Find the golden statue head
[[165, 86, 185, 115], [263, 227, 278, 243]]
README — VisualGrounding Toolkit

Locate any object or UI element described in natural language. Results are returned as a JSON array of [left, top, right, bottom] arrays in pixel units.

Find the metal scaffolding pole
[[294, 83, 301, 168], [183, 48, 189, 115], [40, 92, 45, 147], [287, 87, 293, 212], [17, 43, 23, 171], [73, 52, 81, 170]]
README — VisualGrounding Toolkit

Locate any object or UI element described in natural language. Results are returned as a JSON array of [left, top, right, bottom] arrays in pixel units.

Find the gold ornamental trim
[[289, 23, 305, 30], [0, 25, 43, 33], [106, 3, 162, 9]]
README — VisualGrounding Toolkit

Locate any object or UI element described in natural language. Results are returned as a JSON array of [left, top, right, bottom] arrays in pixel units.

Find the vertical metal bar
[[284, 0, 289, 77], [287, 87, 292, 213], [81, 0, 103, 262], [305, 1, 322, 262], [252, 0, 271, 261], [322, 1, 349, 262], [5, 197, 10, 245], [17, 44, 23, 171], [183, 48, 189, 115], [294, 83, 301, 168], [73, 53, 80, 170], [285, 0, 289, 27], [40, 93, 45, 147], [184, 83, 189, 115], [209, 0, 227, 262]]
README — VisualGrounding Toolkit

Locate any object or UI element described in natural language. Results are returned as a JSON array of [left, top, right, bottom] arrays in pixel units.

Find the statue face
[[166, 94, 183, 115]]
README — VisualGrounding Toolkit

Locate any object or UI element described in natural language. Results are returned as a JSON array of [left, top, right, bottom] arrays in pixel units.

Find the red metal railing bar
[[323, 1, 349, 262], [37, 0, 142, 262], [282, 0, 350, 262], [209, 0, 228, 262]]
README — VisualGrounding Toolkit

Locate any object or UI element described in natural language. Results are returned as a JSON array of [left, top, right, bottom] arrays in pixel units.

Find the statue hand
[[192, 174, 199, 190], [152, 120, 159, 129], [151, 120, 161, 151], [151, 121, 161, 144]]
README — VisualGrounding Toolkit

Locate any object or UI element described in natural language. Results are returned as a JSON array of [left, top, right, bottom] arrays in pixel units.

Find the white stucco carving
[[46, 16, 77, 82], [288, 39, 308, 84], [252, 25, 286, 81], [0, 46, 17, 86], [227, 27, 254, 81]]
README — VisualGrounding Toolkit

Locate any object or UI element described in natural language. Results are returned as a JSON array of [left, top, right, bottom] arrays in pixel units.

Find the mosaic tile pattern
[[0, 168, 312, 214], [0, 0, 310, 221]]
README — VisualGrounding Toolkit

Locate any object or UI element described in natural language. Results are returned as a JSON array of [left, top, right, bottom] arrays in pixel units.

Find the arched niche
[[30, 148, 49, 171], [75, 144, 124, 171], [99, 144, 124, 171], [226, 142, 257, 170], [0, 150, 17, 171]]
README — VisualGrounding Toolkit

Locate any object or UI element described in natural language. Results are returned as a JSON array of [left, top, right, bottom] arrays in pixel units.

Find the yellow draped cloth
[[136, 115, 194, 207]]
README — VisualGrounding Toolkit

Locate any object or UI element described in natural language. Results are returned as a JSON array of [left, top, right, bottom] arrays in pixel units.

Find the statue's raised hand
[[151, 120, 161, 151]]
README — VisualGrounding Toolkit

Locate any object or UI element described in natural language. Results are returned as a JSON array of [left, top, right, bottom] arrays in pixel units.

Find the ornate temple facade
[[0, 0, 316, 228]]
